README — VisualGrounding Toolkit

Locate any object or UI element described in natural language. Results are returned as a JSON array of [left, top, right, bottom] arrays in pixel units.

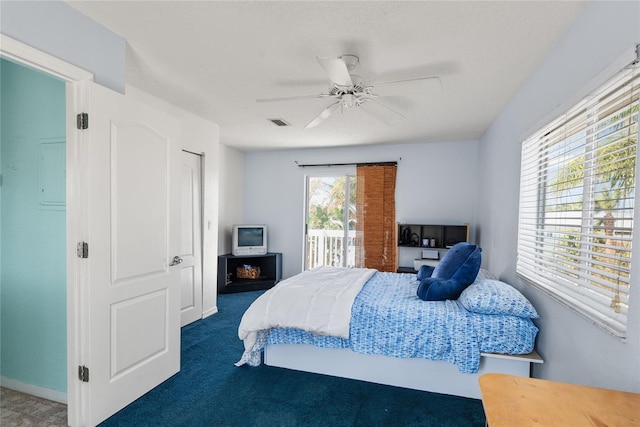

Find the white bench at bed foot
[[263, 343, 543, 399]]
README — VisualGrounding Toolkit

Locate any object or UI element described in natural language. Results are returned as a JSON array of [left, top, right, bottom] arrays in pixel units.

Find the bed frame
[[264, 343, 542, 399]]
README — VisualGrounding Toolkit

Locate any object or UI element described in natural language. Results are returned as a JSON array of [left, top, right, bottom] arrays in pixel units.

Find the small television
[[232, 224, 267, 256]]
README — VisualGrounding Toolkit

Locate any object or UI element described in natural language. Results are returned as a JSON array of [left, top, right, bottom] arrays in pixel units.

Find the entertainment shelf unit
[[398, 224, 469, 249], [217, 253, 282, 294], [397, 224, 469, 273]]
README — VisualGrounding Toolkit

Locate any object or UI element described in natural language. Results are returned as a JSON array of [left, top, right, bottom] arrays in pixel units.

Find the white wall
[[479, 1, 640, 393], [243, 140, 480, 279], [218, 144, 244, 255], [126, 86, 221, 317], [0, 0, 125, 93]]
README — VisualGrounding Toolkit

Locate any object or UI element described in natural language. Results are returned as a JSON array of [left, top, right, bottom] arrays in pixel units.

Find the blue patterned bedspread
[[266, 271, 538, 373]]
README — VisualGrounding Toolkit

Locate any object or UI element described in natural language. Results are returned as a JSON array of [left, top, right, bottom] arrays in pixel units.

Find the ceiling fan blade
[[374, 76, 442, 96], [317, 57, 353, 87], [305, 101, 341, 129], [360, 99, 405, 125], [257, 93, 333, 103]]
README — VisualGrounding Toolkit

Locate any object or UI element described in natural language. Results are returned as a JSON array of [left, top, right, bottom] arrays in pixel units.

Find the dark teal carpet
[[100, 290, 486, 426]]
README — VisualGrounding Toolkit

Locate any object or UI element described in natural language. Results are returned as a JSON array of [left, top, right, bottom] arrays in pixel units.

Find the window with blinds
[[517, 61, 639, 337]]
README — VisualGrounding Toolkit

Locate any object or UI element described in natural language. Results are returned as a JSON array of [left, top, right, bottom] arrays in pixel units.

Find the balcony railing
[[307, 229, 356, 269]]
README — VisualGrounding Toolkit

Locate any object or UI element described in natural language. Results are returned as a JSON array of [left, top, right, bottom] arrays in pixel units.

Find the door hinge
[[77, 241, 89, 259], [78, 365, 89, 382], [76, 112, 89, 130]]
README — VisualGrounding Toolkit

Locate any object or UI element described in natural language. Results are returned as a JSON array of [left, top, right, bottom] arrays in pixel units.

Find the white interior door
[[83, 82, 181, 425], [180, 151, 203, 326]]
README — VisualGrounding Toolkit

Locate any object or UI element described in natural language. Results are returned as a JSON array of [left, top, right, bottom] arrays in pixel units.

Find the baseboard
[[202, 306, 218, 318], [0, 376, 67, 404]]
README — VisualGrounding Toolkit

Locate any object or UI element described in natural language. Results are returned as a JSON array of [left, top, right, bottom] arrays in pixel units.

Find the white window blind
[[517, 61, 639, 337]]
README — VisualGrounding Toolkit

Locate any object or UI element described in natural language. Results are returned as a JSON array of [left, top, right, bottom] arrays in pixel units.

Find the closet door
[[179, 150, 203, 326]]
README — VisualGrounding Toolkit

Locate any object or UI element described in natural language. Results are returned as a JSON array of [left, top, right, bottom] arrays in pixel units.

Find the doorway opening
[[0, 58, 68, 402], [304, 174, 357, 269]]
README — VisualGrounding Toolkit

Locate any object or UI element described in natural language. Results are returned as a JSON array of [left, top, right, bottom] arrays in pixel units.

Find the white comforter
[[235, 266, 377, 366]]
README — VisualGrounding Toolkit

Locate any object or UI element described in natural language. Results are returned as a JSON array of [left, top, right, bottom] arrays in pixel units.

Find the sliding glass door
[[304, 174, 357, 269]]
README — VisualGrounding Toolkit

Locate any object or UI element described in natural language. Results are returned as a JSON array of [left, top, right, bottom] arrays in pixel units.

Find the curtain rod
[[295, 160, 399, 168]]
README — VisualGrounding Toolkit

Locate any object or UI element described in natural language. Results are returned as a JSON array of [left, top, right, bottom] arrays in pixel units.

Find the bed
[[236, 265, 542, 399]]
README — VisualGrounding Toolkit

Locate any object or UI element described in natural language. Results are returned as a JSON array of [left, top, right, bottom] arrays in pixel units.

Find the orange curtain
[[355, 164, 397, 272]]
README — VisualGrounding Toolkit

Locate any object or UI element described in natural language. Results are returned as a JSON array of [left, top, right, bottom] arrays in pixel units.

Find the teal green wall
[[0, 58, 67, 392]]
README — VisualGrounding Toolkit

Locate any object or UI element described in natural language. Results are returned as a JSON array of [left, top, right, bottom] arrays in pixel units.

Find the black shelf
[[217, 253, 282, 294], [397, 224, 469, 249]]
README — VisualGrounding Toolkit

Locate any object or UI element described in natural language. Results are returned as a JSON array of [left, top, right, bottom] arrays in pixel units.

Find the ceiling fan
[[257, 54, 442, 129]]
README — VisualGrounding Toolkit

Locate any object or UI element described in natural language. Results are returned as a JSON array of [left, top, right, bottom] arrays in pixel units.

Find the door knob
[[169, 256, 183, 266]]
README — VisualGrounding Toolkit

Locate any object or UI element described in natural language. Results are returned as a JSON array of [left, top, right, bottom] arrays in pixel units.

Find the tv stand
[[217, 253, 282, 294]]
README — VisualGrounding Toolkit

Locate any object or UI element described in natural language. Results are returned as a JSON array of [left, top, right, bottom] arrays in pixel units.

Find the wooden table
[[479, 373, 640, 426]]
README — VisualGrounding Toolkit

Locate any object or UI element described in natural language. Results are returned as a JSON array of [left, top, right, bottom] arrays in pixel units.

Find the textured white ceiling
[[67, 1, 585, 151]]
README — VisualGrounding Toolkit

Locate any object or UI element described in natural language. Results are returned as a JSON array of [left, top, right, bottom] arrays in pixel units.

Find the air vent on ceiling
[[268, 118, 291, 127]]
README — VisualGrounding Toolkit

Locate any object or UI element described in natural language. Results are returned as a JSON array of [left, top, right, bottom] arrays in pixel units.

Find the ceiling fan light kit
[[339, 54, 359, 72], [258, 54, 441, 129]]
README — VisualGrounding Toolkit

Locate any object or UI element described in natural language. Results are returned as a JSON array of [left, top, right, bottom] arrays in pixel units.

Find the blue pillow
[[458, 279, 539, 318], [417, 243, 482, 301], [416, 265, 435, 280], [417, 277, 464, 301], [432, 242, 481, 281]]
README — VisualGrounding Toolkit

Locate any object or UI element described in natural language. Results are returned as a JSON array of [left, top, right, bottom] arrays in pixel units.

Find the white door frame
[[0, 34, 92, 426]]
